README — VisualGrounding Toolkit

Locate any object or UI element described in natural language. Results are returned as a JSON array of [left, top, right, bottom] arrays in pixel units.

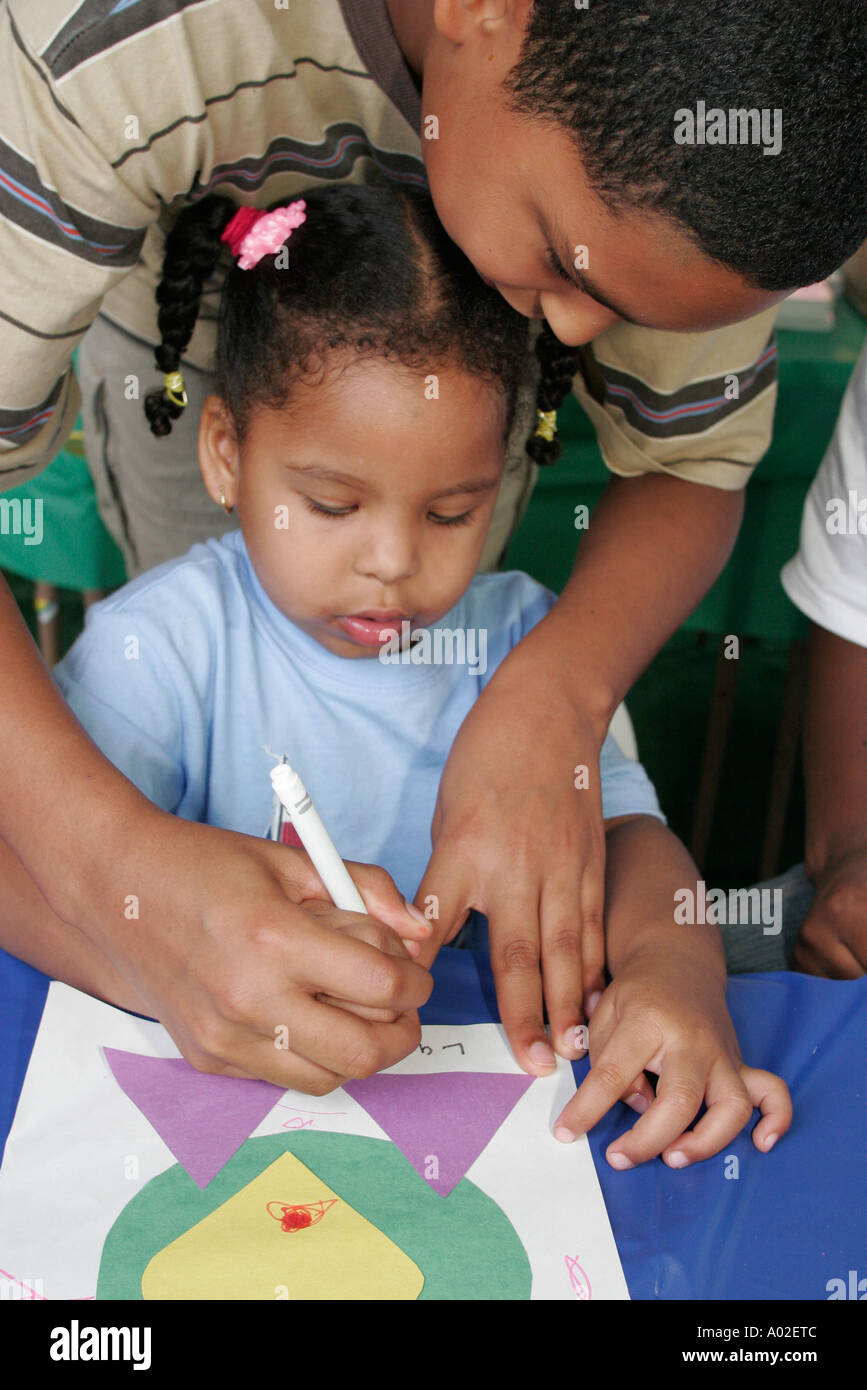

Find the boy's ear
[[434, 0, 532, 44], [198, 395, 240, 508]]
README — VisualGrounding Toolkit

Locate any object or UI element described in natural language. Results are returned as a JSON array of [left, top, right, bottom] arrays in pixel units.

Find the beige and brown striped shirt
[[0, 0, 778, 492]]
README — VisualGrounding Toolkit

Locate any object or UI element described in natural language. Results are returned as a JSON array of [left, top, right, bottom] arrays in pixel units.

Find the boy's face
[[198, 359, 506, 658], [417, 0, 789, 344]]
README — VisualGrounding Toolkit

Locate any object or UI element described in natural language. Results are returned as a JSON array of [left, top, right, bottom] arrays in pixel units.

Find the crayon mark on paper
[[565, 1254, 591, 1300], [266, 1198, 338, 1232]]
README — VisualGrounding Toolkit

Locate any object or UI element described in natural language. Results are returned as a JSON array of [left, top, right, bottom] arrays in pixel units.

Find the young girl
[[46, 184, 789, 1168]]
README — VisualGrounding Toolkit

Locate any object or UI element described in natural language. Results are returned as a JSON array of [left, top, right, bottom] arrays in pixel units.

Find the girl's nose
[[354, 526, 420, 586]]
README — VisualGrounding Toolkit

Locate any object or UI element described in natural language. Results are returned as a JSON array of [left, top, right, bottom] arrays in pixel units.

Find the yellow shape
[[141, 1150, 424, 1300]]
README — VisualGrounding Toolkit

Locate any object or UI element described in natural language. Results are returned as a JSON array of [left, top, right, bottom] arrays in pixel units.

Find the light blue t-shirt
[[54, 531, 663, 902]]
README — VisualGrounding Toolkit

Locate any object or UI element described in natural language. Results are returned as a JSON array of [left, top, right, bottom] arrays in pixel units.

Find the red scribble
[[565, 1255, 592, 1300], [281, 1117, 314, 1131], [266, 1199, 338, 1232]]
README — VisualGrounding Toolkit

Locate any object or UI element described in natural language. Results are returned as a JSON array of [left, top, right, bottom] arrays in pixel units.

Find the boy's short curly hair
[[505, 0, 867, 290]]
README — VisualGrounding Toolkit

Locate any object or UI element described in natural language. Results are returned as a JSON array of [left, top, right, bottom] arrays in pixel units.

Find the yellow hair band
[[534, 408, 558, 443], [163, 370, 188, 409]]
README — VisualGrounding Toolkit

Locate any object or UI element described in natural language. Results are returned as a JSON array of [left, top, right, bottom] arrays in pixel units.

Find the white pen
[[270, 762, 367, 914]]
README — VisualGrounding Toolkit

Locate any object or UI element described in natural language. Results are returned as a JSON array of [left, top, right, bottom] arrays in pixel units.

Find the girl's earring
[[219, 491, 235, 516]]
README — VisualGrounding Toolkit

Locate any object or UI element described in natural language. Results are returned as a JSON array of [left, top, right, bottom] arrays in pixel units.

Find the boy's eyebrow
[[284, 463, 499, 497]]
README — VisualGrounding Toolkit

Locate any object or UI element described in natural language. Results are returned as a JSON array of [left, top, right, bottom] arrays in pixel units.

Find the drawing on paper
[[97, 1133, 532, 1301], [0, 984, 629, 1301]]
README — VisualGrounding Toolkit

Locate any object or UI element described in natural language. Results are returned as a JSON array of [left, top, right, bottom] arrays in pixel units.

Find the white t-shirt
[[781, 339, 867, 649]]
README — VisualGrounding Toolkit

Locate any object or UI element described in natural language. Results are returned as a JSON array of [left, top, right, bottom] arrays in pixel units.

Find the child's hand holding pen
[[269, 764, 432, 1024]]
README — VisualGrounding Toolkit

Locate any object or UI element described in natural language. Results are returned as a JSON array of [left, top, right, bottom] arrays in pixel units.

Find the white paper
[[0, 982, 628, 1300]]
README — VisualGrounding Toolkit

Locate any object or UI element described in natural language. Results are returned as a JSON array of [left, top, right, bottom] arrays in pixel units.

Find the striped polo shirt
[[0, 0, 778, 492]]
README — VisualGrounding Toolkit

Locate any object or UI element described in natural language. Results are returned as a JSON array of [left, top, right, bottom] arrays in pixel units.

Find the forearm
[[0, 575, 148, 927], [0, 833, 150, 1012], [492, 473, 743, 733], [603, 815, 726, 984], [803, 621, 867, 881]]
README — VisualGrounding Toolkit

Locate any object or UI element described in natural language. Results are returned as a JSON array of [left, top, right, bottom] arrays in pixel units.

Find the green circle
[[97, 1132, 531, 1300]]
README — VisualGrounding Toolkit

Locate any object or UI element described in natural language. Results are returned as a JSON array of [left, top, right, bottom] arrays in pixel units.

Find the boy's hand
[[414, 473, 744, 1079], [553, 954, 792, 1167], [794, 847, 867, 977], [415, 666, 606, 1074]]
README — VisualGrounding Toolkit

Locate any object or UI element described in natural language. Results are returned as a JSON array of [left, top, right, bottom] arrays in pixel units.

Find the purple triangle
[[344, 1072, 534, 1196], [103, 1048, 283, 1188]]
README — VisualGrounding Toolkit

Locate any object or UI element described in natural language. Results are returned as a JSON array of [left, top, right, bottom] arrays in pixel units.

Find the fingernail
[[569, 1024, 589, 1055], [554, 1125, 575, 1144], [607, 1150, 633, 1170], [667, 1150, 689, 1168], [626, 1091, 649, 1114], [400, 938, 421, 957], [585, 991, 602, 1017], [404, 901, 430, 927], [764, 1132, 779, 1152], [528, 1040, 556, 1067]]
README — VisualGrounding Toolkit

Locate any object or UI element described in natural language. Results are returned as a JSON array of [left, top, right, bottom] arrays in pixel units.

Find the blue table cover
[[1, 944, 864, 1301]]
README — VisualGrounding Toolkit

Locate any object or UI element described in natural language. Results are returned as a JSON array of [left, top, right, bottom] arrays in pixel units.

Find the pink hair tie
[[220, 201, 307, 270]]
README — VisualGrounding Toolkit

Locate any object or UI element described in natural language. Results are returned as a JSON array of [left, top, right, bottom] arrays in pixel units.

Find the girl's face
[[198, 356, 508, 658]]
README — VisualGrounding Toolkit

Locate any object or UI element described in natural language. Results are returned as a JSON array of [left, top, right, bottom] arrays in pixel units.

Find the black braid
[[144, 185, 533, 450], [143, 197, 237, 437], [524, 323, 583, 466]]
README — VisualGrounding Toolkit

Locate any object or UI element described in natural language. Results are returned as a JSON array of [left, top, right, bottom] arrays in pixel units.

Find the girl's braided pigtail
[[525, 322, 583, 466], [143, 196, 237, 437]]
